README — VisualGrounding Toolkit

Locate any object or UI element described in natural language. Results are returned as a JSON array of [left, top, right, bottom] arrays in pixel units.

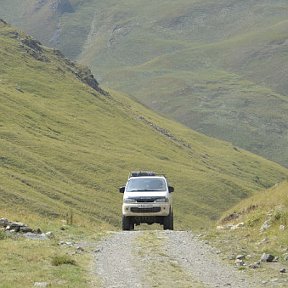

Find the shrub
[[0, 230, 7, 240], [247, 214, 262, 227], [51, 255, 76, 266]]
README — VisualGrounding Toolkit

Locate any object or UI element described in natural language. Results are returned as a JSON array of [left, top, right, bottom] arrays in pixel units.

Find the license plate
[[138, 204, 153, 208]]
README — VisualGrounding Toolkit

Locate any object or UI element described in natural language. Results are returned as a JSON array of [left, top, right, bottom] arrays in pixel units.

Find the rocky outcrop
[[0, 19, 8, 25], [73, 66, 109, 96], [53, 49, 108, 95], [260, 253, 276, 262], [21, 38, 43, 53], [1, 21, 107, 95], [0, 218, 39, 234], [0, 218, 56, 240], [20, 36, 49, 62]]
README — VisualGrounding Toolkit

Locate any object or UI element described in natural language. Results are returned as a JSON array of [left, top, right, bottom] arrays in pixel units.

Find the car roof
[[129, 176, 166, 179], [129, 171, 166, 178]]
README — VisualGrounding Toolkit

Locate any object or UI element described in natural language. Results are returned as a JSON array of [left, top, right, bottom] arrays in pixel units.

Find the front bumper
[[122, 203, 170, 217]]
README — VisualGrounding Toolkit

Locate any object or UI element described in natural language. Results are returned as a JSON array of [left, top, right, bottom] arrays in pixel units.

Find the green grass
[[219, 180, 288, 250], [51, 255, 77, 266], [205, 181, 288, 279], [0, 230, 7, 240], [0, 209, 102, 288], [0, 236, 95, 288], [1, 20, 288, 287]]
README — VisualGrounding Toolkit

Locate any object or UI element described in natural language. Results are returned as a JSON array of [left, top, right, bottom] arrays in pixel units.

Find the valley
[[1, 1, 288, 287], [1, 0, 287, 166]]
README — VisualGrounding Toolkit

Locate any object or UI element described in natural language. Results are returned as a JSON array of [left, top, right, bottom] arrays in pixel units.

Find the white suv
[[119, 171, 174, 230]]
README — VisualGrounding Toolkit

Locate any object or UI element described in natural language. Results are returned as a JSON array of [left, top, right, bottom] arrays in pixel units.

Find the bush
[[0, 230, 7, 240], [272, 209, 288, 225], [51, 255, 76, 266], [247, 214, 262, 227]]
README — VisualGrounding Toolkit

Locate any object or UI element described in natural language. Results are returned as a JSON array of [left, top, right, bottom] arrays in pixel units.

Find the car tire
[[130, 222, 134, 230], [122, 216, 131, 231], [163, 210, 174, 230]]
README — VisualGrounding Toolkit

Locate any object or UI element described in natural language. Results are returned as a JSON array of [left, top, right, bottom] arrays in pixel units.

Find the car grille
[[136, 197, 160, 202], [131, 207, 161, 213]]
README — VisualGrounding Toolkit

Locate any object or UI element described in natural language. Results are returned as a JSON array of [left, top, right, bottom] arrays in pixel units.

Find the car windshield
[[126, 178, 166, 192]]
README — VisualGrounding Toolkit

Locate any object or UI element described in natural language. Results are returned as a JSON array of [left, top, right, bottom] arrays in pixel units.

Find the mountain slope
[[1, 0, 288, 167], [1, 20, 288, 231], [211, 180, 288, 279]]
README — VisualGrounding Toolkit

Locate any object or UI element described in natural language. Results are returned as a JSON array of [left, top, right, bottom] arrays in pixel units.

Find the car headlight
[[155, 197, 168, 203], [124, 198, 137, 203]]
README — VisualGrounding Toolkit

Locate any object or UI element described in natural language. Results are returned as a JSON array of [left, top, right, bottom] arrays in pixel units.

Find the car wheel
[[163, 211, 173, 230], [122, 216, 131, 231]]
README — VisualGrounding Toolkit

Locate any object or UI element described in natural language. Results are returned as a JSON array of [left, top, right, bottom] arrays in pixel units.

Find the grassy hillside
[[1, 19, 288, 288], [208, 180, 288, 279], [1, 0, 288, 167], [220, 180, 288, 239]]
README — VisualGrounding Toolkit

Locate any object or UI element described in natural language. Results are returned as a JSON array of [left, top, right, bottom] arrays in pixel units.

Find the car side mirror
[[119, 186, 125, 193], [168, 186, 174, 193]]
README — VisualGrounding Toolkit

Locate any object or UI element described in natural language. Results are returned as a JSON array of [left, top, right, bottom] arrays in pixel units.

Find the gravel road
[[95, 231, 145, 288], [93, 230, 281, 288], [164, 231, 258, 287]]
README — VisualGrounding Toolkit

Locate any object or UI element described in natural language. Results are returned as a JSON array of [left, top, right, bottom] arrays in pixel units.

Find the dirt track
[[93, 230, 269, 288]]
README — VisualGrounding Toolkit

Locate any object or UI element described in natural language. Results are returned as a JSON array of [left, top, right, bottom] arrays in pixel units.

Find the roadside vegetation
[[0, 209, 100, 288], [218, 180, 288, 256], [206, 181, 288, 281]]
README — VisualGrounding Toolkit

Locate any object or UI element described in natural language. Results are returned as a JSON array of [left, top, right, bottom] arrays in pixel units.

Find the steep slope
[[1, 20, 288, 232], [220, 180, 288, 236], [0, 0, 287, 168], [212, 180, 288, 279]]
